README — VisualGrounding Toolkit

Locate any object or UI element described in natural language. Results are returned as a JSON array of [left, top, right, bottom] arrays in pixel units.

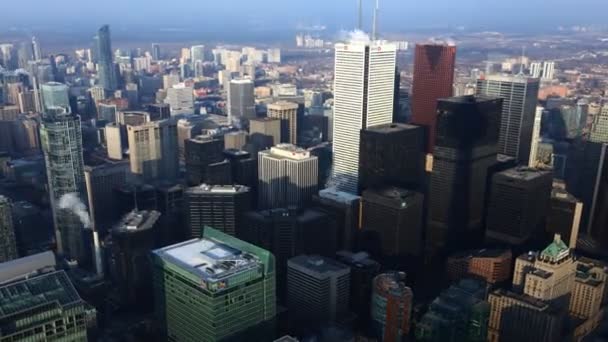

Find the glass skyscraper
[[96, 25, 117, 91], [152, 227, 276, 342]]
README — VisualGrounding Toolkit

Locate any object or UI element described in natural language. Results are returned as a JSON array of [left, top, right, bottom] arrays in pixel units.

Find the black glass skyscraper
[[96, 25, 117, 91], [427, 95, 502, 258]]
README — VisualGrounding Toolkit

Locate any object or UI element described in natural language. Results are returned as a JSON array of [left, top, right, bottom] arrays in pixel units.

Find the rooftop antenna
[[372, 0, 379, 40], [518, 46, 526, 76], [357, 0, 363, 31]]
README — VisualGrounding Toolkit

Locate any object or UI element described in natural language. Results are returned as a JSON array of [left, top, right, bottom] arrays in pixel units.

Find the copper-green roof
[[541, 234, 569, 262]]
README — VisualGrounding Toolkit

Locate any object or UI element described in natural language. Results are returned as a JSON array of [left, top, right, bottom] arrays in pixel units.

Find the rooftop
[[288, 255, 349, 276], [0, 271, 83, 319], [540, 234, 570, 263], [113, 210, 160, 234], [318, 188, 360, 204], [500, 166, 552, 181], [374, 272, 411, 298], [262, 144, 314, 160], [268, 101, 299, 110], [365, 123, 422, 133], [450, 248, 511, 260], [186, 184, 250, 195], [153, 229, 265, 289], [481, 74, 540, 84]]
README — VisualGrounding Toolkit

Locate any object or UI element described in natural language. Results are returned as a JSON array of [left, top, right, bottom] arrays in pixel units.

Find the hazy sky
[[2, 0, 608, 32]]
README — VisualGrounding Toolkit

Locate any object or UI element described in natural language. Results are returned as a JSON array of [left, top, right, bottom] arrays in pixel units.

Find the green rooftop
[[540, 234, 570, 263]]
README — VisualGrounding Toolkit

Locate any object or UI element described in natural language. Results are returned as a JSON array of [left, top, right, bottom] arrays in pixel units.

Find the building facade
[[0, 195, 18, 262], [267, 101, 299, 145], [127, 119, 179, 182]]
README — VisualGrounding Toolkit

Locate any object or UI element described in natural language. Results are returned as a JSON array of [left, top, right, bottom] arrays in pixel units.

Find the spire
[[372, 0, 379, 40], [518, 46, 526, 76], [357, 0, 363, 31]]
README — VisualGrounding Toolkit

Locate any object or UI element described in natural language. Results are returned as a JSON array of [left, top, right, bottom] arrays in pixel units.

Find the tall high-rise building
[[267, 101, 299, 145], [0, 195, 18, 262], [485, 167, 553, 246], [361, 187, 425, 257], [446, 249, 512, 285], [476, 75, 540, 163], [165, 84, 194, 115], [162, 74, 180, 90], [228, 78, 255, 123], [410, 44, 456, 152], [107, 210, 160, 311], [529, 106, 544, 167], [336, 251, 380, 326], [258, 144, 318, 209], [542, 61, 556, 80], [224, 149, 257, 190], [359, 123, 426, 192], [589, 105, 608, 143], [17, 89, 37, 113], [104, 123, 123, 160], [127, 119, 179, 182], [84, 160, 129, 234], [224, 131, 248, 150], [428, 96, 502, 255], [31, 36, 42, 61], [151, 43, 161, 61], [332, 40, 397, 194], [96, 25, 117, 91], [371, 272, 414, 342], [0, 262, 96, 341], [40, 107, 88, 262], [417, 279, 489, 342], [313, 189, 361, 251], [546, 186, 582, 249], [185, 184, 251, 238], [190, 45, 205, 63], [41, 82, 69, 112], [184, 135, 225, 186], [152, 227, 276, 342], [529, 62, 542, 78], [287, 255, 350, 331], [177, 116, 206, 160], [250, 117, 281, 150]]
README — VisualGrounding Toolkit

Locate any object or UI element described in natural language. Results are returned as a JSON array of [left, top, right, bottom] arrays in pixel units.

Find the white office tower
[[190, 45, 205, 63], [258, 144, 318, 209], [287, 255, 350, 327], [163, 74, 180, 90], [164, 83, 194, 115], [41, 82, 70, 112], [542, 61, 556, 80], [332, 40, 397, 194], [529, 62, 542, 78], [529, 106, 544, 167], [127, 119, 179, 182], [267, 48, 281, 63], [228, 78, 256, 123]]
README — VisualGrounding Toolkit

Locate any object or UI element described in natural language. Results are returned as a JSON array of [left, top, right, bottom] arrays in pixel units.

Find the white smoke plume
[[59, 193, 91, 229], [338, 29, 371, 44]]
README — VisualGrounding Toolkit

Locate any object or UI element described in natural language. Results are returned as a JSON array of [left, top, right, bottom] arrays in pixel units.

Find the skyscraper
[[542, 61, 556, 80], [107, 210, 160, 311], [371, 272, 414, 342], [476, 75, 540, 163], [127, 119, 179, 182], [184, 135, 225, 186], [410, 44, 456, 152], [359, 123, 426, 192], [0, 195, 18, 263], [190, 45, 205, 63], [249, 117, 281, 150], [228, 78, 255, 123], [41, 82, 70, 112], [428, 95, 502, 256], [164, 84, 194, 115], [185, 184, 251, 238], [287, 255, 350, 331], [361, 187, 425, 257], [267, 101, 299, 145], [258, 144, 318, 209], [96, 25, 117, 91], [31, 36, 42, 61], [84, 160, 129, 234], [40, 107, 88, 263], [485, 167, 553, 246], [151, 43, 161, 61], [546, 186, 582, 249], [332, 40, 397, 194], [152, 227, 276, 342]]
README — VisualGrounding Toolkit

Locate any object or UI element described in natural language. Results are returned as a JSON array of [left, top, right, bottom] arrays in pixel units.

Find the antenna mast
[[358, 0, 363, 30], [372, 0, 379, 40]]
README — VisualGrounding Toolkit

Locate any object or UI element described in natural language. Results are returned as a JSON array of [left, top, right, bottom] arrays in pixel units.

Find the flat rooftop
[[318, 188, 360, 204], [154, 237, 262, 284], [500, 167, 552, 181], [288, 255, 349, 276], [365, 123, 422, 133], [262, 144, 313, 160], [114, 210, 160, 233], [186, 184, 250, 195]]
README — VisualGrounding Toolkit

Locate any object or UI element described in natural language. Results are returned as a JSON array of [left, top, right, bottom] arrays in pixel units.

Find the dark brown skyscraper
[[411, 44, 456, 152]]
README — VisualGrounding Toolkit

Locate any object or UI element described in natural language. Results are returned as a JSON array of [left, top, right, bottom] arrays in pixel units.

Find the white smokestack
[[58, 193, 91, 229]]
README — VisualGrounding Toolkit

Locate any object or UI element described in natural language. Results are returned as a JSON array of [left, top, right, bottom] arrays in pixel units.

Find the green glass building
[[152, 226, 276, 342], [0, 270, 96, 341]]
